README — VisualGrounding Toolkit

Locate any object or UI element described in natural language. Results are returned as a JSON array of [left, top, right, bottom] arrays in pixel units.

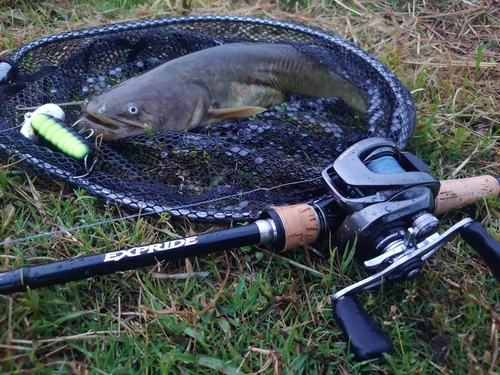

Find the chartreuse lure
[[30, 112, 92, 161]]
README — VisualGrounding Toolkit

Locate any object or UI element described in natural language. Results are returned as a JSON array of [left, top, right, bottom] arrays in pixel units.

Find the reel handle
[[461, 221, 500, 282], [332, 295, 392, 360]]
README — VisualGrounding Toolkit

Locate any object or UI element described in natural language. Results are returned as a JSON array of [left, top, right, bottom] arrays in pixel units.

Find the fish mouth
[[79, 112, 147, 140], [82, 112, 145, 129]]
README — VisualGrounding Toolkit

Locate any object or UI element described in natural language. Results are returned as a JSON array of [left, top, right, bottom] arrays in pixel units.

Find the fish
[[80, 43, 367, 140]]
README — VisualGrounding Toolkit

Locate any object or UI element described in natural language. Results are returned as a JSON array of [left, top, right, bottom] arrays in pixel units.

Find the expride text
[[103, 236, 199, 262]]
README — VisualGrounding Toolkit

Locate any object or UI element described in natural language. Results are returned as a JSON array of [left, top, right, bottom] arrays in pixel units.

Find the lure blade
[[20, 112, 39, 143]]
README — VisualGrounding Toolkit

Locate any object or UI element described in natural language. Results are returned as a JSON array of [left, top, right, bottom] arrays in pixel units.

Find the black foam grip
[[461, 221, 500, 282], [333, 296, 392, 360]]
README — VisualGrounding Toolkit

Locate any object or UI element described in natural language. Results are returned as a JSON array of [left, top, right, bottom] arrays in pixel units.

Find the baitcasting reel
[[318, 137, 500, 360]]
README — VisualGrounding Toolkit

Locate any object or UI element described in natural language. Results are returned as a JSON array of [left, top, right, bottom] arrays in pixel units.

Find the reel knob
[[332, 295, 392, 360]]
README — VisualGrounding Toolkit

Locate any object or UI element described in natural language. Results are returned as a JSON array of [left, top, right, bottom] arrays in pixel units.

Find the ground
[[0, 1, 499, 374]]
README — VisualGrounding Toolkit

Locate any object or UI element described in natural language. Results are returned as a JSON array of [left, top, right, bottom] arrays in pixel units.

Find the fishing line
[[367, 156, 406, 174], [0, 124, 23, 133], [0, 175, 323, 247], [16, 101, 87, 110], [0, 101, 86, 135]]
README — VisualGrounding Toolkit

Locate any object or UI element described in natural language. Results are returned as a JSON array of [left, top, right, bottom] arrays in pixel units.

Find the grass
[[1, 0, 500, 374]]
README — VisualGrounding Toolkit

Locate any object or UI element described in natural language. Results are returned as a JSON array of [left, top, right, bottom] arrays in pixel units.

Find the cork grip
[[434, 176, 500, 215], [270, 204, 320, 252]]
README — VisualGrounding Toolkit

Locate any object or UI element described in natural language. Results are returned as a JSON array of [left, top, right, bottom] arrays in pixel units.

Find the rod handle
[[434, 176, 500, 216], [332, 296, 392, 360], [0, 60, 15, 84], [264, 204, 320, 252], [461, 221, 500, 282]]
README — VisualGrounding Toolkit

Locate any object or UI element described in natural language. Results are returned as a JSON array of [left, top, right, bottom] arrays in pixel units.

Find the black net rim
[[0, 15, 416, 221]]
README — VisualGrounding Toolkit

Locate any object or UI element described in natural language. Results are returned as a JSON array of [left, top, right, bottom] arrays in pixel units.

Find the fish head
[[80, 77, 212, 141], [81, 97, 150, 140]]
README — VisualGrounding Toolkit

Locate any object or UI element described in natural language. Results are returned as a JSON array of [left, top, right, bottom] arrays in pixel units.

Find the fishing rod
[[1, 137, 500, 361]]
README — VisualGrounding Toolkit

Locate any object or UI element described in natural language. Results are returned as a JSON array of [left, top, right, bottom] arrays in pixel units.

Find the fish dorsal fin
[[207, 106, 266, 123]]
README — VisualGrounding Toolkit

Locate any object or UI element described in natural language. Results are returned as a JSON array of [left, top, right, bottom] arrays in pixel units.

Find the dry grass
[[1, 0, 500, 374]]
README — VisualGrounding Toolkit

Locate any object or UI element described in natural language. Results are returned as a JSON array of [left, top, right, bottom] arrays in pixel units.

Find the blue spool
[[367, 156, 405, 174]]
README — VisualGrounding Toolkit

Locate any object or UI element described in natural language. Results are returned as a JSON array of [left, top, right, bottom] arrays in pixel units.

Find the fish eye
[[126, 103, 140, 116]]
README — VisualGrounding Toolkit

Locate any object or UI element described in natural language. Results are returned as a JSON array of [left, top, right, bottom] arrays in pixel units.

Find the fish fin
[[187, 96, 209, 130], [207, 106, 267, 122]]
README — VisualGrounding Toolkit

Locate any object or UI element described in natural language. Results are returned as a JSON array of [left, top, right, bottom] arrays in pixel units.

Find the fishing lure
[[19, 103, 96, 175], [20, 103, 65, 143], [30, 112, 93, 161]]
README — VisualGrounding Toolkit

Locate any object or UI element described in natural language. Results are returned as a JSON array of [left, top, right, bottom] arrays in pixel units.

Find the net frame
[[0, 15, 416, 222]]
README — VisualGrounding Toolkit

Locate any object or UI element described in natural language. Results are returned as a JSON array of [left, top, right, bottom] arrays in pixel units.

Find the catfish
[[81, 43, 366, 140]]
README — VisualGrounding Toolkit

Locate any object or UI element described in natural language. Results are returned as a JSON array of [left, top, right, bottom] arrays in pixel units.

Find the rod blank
[[0, 221, 267, 294]]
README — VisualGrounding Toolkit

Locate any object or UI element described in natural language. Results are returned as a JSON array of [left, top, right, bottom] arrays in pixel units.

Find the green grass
[[1, 0, 500, 374]]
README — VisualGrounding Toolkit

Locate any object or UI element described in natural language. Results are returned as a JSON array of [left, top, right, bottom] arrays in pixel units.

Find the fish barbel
[[81, 43, 367, 140]]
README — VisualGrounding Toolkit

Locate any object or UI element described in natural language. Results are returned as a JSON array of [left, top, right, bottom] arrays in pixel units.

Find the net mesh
[[0, 16, 416, 222]]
